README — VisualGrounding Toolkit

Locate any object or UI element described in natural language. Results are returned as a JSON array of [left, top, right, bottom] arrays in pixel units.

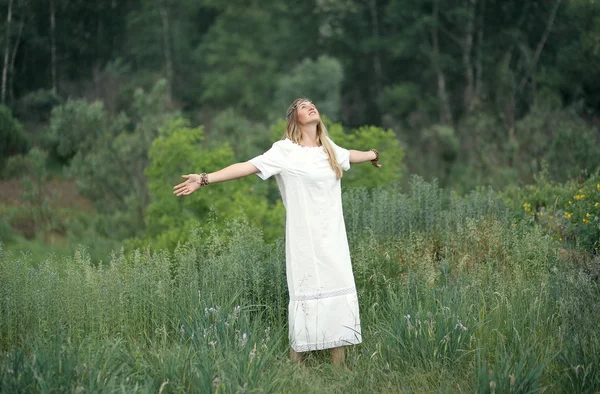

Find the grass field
[[1, 179, 599, 393]]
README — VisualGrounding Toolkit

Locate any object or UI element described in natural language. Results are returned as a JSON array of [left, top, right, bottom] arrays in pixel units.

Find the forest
[[1, 0, 599, 392]]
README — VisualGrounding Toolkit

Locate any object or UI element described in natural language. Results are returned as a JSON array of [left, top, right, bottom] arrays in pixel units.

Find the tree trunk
[[517, 0, 562, 93], [2, 0, 13, 104], [474, 0, 485, 99], [50, 0, 57, 94], [159, 0, 173, 103], [9, 18, 23, 103], [463, 0, 476, 112], [431, 0, 452, 125], [368, 0, 383, 102]]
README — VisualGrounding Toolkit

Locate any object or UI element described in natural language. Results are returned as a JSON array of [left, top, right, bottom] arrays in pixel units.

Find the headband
[[285, 99, 312, 120]]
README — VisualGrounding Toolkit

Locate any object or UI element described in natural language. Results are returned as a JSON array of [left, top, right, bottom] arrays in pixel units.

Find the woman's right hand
[[173, 174, 202, 196]]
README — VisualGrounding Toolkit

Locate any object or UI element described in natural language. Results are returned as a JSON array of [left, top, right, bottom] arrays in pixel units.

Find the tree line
[[0, 0, 599, 252]]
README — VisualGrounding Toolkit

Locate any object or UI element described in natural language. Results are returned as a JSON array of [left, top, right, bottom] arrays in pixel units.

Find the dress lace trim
[[290, 287, 356, 301], [292, 337, 362, 352]]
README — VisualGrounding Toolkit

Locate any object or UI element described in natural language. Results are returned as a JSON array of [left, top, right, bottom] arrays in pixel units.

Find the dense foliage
[[0, 106, 27, 172], [0, 0, 598, 186], [0, 0, 599, 249], [0, 1, 599, 391]]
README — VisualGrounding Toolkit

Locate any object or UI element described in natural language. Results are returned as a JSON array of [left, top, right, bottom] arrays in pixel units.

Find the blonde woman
[[173, 98, 381, 367]]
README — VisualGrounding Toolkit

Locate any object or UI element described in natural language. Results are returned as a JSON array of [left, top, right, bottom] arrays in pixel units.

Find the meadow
[[1, 177, 598, 393], [2, 1, 600, 392]]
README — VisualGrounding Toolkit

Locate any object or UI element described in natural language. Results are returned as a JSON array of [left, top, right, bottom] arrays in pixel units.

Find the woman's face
[[295, 100, 320, 125]]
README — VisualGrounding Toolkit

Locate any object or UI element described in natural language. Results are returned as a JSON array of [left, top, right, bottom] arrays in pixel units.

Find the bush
[[515, 105, 600, 182], [46, 99, 107, 163], [379, 82, 421, 120], [502, 168, 600, 252], [0, 105, 28, 174], [328, 122, 405, 189], [141, 118, 285, 250], [15, 89, 62, 123], [0, 218, 14, 243]]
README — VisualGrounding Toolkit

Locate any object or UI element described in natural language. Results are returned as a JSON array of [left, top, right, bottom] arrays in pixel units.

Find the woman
[[173, 98, 381, 367]]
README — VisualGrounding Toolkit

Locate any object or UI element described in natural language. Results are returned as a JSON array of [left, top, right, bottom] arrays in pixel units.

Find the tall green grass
[[1, 176, 599, 392]]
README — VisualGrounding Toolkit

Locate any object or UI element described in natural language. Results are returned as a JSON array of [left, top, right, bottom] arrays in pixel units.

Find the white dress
[[249, 137, 362, 352]]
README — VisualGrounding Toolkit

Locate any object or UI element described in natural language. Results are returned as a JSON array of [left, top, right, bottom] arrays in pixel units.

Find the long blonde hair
[[283, 98, 343, 179]]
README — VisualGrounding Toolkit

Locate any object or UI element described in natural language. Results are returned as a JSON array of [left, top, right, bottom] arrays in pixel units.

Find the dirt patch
[[0, 179, 93, 211]]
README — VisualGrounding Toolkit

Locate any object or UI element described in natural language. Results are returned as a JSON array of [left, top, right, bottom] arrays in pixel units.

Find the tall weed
[[1, 177, 599, 392]]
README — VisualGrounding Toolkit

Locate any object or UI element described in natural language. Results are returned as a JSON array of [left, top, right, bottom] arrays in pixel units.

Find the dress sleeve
[[249, 142, 286, 180], [327, 137, 351, 171]]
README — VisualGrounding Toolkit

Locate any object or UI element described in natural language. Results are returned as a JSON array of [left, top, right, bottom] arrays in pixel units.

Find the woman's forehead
[[295, 99, 312, 106], [286, 98, 314, 119]]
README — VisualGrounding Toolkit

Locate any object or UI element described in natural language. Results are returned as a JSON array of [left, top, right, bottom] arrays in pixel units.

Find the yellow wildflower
[[574, 194, 585, 200], [549, 215, 553, 220], [569, 200, 572, 204], [583, 218, 590, 224], [586, 213, 591, 217], [565, 212, 572, 219], [523, 202, 531, 212], [597, 183, 600, 191], [559, 237, 563, 241], [595, 202, 599, 207]]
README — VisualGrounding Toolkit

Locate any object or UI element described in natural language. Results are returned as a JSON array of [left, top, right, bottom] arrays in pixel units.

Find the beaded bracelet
[[195, 172, 209, 187], [370, 149, 380, 168]]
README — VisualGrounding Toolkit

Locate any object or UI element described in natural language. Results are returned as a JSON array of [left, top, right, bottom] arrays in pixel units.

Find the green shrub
[[46, 99, 107, 162], [328, 123, 406, 189], [502, 168, 600, 252], [0, 218, 14, 243], [0, 105, 28, 174], [515, 106, 600, 182], [15, 89, 62, 123], [142, 118, 285, 250]]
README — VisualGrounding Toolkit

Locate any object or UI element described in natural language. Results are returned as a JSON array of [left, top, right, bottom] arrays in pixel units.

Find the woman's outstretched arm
[[349, 150, 381, 167], [173, 162, 259, 196]]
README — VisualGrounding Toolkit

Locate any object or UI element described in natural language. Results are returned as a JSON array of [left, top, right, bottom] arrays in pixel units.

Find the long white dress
[[249, 137, 362, 352]]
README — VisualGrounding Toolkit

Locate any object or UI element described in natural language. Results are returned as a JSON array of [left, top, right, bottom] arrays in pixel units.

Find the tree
[[268, 117, 405, 189], [66, 80, 177, 239], [0, 104, 27, 172], [208, 108, 268, 161], [142, 118, 285, 249], [327, 121, 405, 189], [275, 56, 344, 122], [47, 99, 107, 162], [2, 0, 12, 103]]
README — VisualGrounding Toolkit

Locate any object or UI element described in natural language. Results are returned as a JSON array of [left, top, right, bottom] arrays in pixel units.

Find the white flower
[[205, 307, 219, 317], [455, 319, 467, 332]]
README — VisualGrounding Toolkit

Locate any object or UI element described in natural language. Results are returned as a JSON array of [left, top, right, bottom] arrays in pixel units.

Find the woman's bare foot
[[290, 348, 304, 364], [331, 347, 345, 368]]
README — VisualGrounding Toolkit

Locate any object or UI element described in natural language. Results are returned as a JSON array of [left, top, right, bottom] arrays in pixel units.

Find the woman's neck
[[299, 124, 319, 147]]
